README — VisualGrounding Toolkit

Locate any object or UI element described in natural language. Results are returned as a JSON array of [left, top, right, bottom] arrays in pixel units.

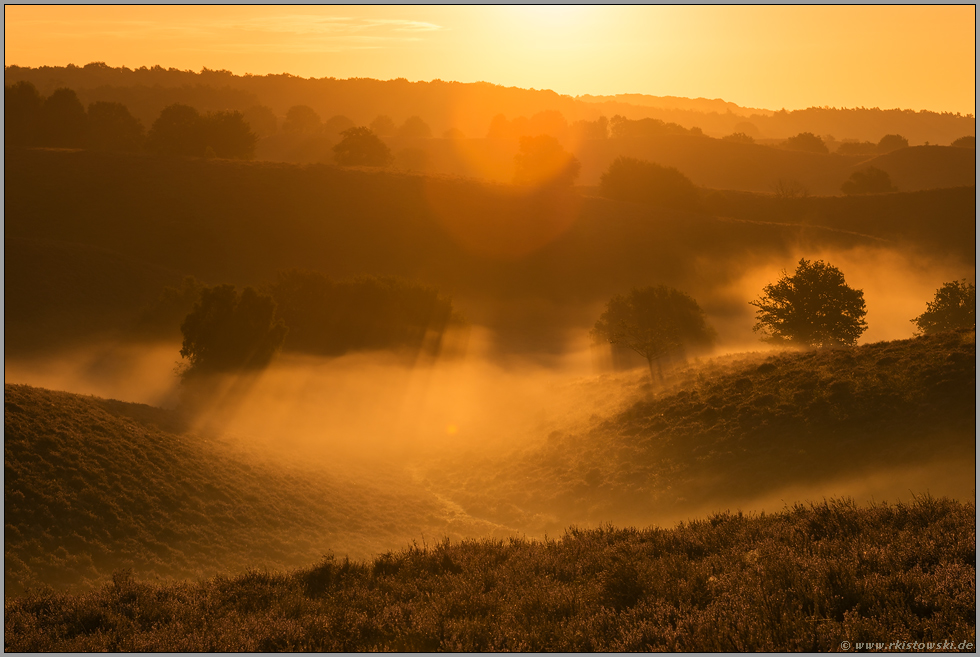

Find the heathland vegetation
[[4, 325, 975, 649], [5, 496, 974, 652], [4, 63, 975, 651]]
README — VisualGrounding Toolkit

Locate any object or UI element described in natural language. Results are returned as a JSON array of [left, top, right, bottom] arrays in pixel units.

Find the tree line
[[166, 260, 973, 387], [592, 262, 975, 381], [7, 63, 974, 144], [5, 80, 257, 158], [162, 271, 464, 381]]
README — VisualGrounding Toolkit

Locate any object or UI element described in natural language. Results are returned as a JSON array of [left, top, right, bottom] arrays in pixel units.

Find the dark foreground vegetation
[[5, 496, 975, 652]]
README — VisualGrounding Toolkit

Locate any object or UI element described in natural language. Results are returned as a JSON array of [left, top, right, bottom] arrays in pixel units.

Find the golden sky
[[4, 5, 976, 114]]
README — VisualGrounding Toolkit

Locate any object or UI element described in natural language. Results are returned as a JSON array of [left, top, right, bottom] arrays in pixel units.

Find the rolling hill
[[6, 329, 974, 598], [3, 383, 507, 597]]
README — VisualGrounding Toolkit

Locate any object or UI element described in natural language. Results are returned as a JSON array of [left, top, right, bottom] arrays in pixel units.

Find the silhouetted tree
[[40, 87, 87, 147], [750, 258, 867, 348], [783, 132, 828, 154], [911, 279, 975, 335], [841, 166, 896, 195], [243, 105, 278, 137], [443, 127, 466, 140], [282, 105, 321, 134], [202, 110, 257, 159], [950, 136, 975, 148], [487, 113, 511, 139], [599, 156, 699, 209], [269, 269, 458, 356], [323, 115, 356, 137], [179, 284, 287, 378], [513, 134, 580, 187], [146, 103, 205, 156], [333, 127, 392, 166], [592, 285, 715, 380], [877, 134, 909, 153], [770, 178, 809, 199], [86, 101, 144, 152], [370, 115, 397, 136], [569, 116, 608, 141], [5, 80, 43, 147], [397, 115, 432, 139]]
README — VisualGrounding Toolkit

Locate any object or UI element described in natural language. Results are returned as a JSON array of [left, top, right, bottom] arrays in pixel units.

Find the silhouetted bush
[[179, 284, 287, 378], [201, 110, 257, 159], [146, 103, 206, 156], [243, 105, 277, 137], [146, 104, 255, 159], [599, 156, 699, 209], [5, 80, 43, 147], [323, 115, 356, 137], [569, 116, 608, 140], [86, 101, 144, 152], [135, 275, 206, 338], [40, 87, 88, 148], [950, 135, 975, 148], [911, 279, 976, 335], [877, 133, 909, 153], [750, 258, 868, 347], [835, 140, 877, 156], [397, 115, 432, 139], [722, 132, 755, 144], [769, 178, 809, 199], [592, 285, 715, 380], [333, 127, 392, 166], [783, 132, 828, 154], [841, 166, 896, 195], [513, 134, 580, 187], [370, 114, 397, 136], [282, 105, 322, 134], [269, 270, 459, 356]]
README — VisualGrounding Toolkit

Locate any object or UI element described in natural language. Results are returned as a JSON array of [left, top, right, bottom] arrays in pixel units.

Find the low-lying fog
[[5, 243, 974, 541]]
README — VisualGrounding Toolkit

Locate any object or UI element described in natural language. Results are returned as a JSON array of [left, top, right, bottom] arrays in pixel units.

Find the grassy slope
[[4, 497, 975, 651], [416, 330, 976, 534], [6, 331, 974, 598], [3, 384, 504, 597]]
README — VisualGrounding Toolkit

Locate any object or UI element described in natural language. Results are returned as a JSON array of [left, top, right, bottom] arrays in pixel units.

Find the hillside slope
[[3, 384, 504, 596], [6, 331, 974, 597], [416, 330, 976, 533]]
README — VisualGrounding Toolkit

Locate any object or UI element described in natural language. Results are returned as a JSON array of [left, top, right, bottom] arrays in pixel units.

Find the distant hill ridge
[[577, 92, 772, 117], [5, 64, 973, 143]]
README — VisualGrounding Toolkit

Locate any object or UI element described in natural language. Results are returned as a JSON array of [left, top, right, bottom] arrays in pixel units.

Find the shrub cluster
[[269, 270, 463, 357], [5, 81, 256, 159]]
